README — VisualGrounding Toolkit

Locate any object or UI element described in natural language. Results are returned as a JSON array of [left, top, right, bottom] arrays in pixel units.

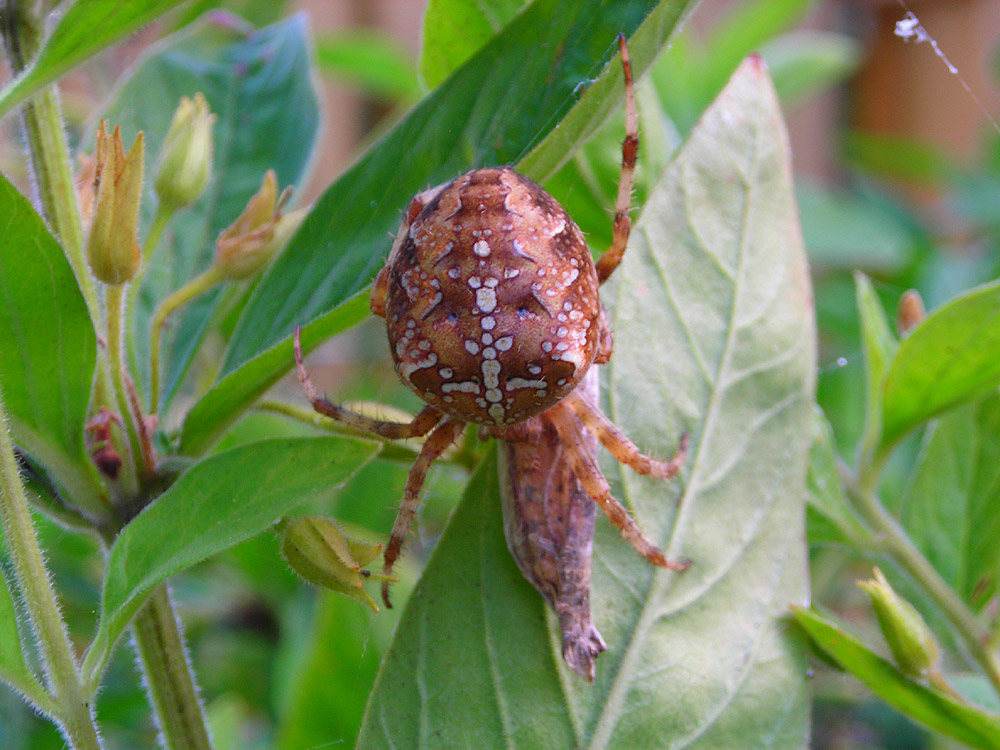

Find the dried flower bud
[[279, 516, 393, 613], [85, 121, 144, 285], [212, 169, 304, 280], [897, 289, 926, 336], [859, 567, 939, 677], [154, 93, 215, 210]]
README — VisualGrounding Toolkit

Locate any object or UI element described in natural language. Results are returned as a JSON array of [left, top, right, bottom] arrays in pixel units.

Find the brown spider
[[294, 35, 688, 681]]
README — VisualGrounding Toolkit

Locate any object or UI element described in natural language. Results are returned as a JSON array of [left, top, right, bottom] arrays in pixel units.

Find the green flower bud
[[279, 516, 393, 612], [859, 567, 940, 678], [212, 169, 305, 280], [154, 93, 215, 210], [85, 121, 144, 285]]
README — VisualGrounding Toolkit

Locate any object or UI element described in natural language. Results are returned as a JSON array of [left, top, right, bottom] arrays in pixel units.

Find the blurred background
[[3, 0, 1000, 747]]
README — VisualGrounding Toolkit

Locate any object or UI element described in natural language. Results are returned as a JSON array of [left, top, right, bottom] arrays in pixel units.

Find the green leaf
[[182, 0, 695, 455], [358, 56, 815, 748], [222, 0, 696, 377], [93, 14, 319, 413], [0, 175, 102, 513], [844, 130, 953, 187], [315, 31, 420, 101], [0, 567, 49, 710], [83, 435, 380, 683], [878, 280, 1000, 457], [794, 606, 1000, 749], [759, 30, 861, 110], [419, 0, 528, 89], [0, 0, 189, 120], [806, 408, 870, 546], [856, 272, 897, 458], [901, 393, 1000, 610], [178, 290, 369, 455], [796, 178, 914, 272]]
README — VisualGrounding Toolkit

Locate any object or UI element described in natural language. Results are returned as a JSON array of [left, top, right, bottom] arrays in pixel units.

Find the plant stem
[[149, 266, 223, 414], [131, 586, 213, 750], [144, 202, 174, 266], [0, 392, 103, 749], [842, 463, 1000, 696], [105, 284, 141, 494]]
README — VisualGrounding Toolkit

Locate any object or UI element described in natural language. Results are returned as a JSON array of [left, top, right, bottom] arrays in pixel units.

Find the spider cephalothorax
[[295, 35, 688, 682]]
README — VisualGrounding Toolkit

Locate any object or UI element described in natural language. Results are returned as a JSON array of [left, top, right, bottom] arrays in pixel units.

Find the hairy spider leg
[[295, 326, 443, 439], [563, 389, 688, 480], [545, 403, 690, 572], [595, 33, 638, 286], [382, 417, 465, 607]]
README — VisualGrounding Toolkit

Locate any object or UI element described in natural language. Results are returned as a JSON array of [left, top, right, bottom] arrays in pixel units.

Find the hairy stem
[[0, 392, 103, 749], [842, 462, 1000, 697], [105, 284, 142, 493], [131, 586, 213, 750]]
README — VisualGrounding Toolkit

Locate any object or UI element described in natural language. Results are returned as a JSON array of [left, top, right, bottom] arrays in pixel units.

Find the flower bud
[[154, 93, 215, 210], [897, 289, 926, 336], [212, 169, 304, 280], [859, 567, 940, 677], [279, 516, 393, 612], [85, 121, 144, 285]]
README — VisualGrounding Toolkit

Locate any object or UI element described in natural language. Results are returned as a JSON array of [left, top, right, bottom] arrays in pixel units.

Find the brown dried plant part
[[294, 35, 688, 680]]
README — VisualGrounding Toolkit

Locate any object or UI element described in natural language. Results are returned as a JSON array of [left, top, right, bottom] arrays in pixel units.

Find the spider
[[294, 35, 688, 681]]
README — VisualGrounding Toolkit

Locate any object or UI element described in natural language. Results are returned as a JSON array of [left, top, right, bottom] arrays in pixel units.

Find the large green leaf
[[358, 56, 815, 748], [901, 393, 1000, 611], [795, 606, 1000, 749], [0, 0, 188, 120], [419, 0, 528, 89], [93, 14, 319, 414], [180, 0, 696, 455], [83, 435, 379, 684], [878, 280, 1000, 458], [0, 175, 102, 514]]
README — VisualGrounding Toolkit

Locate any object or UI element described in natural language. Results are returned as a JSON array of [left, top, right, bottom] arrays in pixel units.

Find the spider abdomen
[[378, 167, 602, 430]]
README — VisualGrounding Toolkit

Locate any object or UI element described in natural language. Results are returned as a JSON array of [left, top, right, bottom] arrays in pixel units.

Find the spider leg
[[595, 34, 638, 286], [382, 417, 465, 607], [545, 402, 689, 571], [562, 389, 687, 480], [295, 326, 443, 439]]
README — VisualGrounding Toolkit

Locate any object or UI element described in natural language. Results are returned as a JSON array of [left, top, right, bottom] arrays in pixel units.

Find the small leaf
[[806, 408, 870, 546], [358, 56, 815, 747], [0, 175, 102, 513], [901, 393, 1000, 610], [856, 272, 897, 458], [0, 0, 188, 120], [794, 606, 1000, 749], [419, 0, 527, 89], [878, 279, 1000, 457], [84, 435, 380, 682]]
